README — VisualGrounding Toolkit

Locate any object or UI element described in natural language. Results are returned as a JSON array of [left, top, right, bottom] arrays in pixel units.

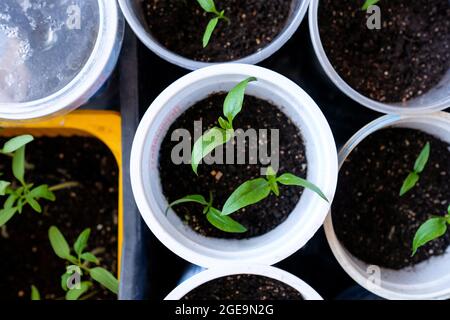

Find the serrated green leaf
[[277, 173, 329, 202], [48, 226, 71, 260], [2, 135, 33, 154], [74, 228, 91, 257], [65, 281, 92, 300], [203, 17, 219, 48], [191, 127, 232, 174], [412, 217, 447, 256], [90, 267, 118, 294], [222, 178, 271, 216], [223, 77, 257, 124], [362, 0, 380, 10], [31, 285, 40, 300], [29, 185, 56, 201], [0, 207, 17, 227], [0, 180, 10, 196], [399, 171, 419, 196], [197, 0, 216, 13], [414, 142, 430, 173], [12, 146, 25, 184], [206, 207, 247, 233], [80, 252, 99, 265]]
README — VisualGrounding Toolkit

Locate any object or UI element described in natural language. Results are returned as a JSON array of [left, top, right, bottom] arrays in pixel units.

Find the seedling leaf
[[2, 135, 33, 154], [197, 0, 216, 13], [80, 252, 99, 265], [412, 217, 447, 256], [206, 207, 247, 233], [362, 0, 380, 10], [30, 185, 56, 201], [166, 195, 209, 215], [90, 267, 119, 294], [0, 207, 18, 227], [223, 77, 257, 124], [414, 142, 430, 173], [12, 146, 26, 184], [203, 17, 219, 48], [0, 180, 10, 196], [277, 173, 329, 202], [222, 178, 271, 216], [48, 226, 71, 260], [31, 285, 40, 300], [399, 172, 419, 196], [65, 281, 92, 301], [74, 228, 91, 257]]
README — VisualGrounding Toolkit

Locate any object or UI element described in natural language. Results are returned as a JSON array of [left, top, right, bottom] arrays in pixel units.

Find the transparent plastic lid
[[0, 0, 100, 103]]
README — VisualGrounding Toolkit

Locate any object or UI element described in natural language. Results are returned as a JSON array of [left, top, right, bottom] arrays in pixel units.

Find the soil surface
[[142, 0, 293, 62], [0, 137, 118, 300], [182, 274, 304, 300], [159, 93, 307, 239], [319, 0, 450, 103], [332, 128, 450, 269]]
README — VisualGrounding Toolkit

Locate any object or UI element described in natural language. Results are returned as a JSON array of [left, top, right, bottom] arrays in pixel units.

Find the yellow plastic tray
[[0, 110, 123, 276]]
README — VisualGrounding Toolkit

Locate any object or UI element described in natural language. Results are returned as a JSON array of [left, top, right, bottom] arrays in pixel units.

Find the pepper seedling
[[33, 226, 119, 300], [167, 192, 247, 233], [399, 142, 430, 197], [0, 135, 78, 227], [362, 0, 380, 10], [191, 77, 257, 174], [221, 167, 328, 216], [411, 204, 450, 256], [197, 0, 229, 47]]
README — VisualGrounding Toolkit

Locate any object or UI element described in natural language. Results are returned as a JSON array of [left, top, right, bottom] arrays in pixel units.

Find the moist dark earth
[[0, 137, 118, 300], [332, 128, 450, 269], [142, 0, 293, 62], [319, 0, 450, 103], [182, 274, 304, 300], [159, 93, 307, 239]]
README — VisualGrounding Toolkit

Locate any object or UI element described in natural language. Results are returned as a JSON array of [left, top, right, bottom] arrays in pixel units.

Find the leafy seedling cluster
[[169, 78, 329, 233], [397, 142, 450, 256], [197, 0, 229, 48], [32, 226, 119, 300], [0, 135, 55, 227]]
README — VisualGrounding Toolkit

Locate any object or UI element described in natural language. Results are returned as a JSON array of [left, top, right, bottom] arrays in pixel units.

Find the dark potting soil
[[318, 0, 450, 103], [159, 93, 307, 239], [182, 274, 303, 300], [0, 137, 118, 300], [332, 128, 450, 269], [142, 0, 292, 62]]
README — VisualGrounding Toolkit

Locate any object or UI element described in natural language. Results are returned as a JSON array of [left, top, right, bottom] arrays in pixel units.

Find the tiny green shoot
[[197, 0, 229, 47], [362, 0, 380, 10], [0, 135, 79, 227], [46, 226, 119, 300], [221, 167, 329, 216], [167, 192, 247, 233], [191, 77, 257, 174], [411, 204, 450, 256], [31, 285, 40, 300], [399, 142, 430, 197]]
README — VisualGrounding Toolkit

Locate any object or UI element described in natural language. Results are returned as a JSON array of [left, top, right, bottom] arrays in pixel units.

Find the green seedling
[[197, 0, 229, 47], [167, 192, 247, 233], [221, 167, 328, 216], [0, 135, 78, 227], [399, 142, 430, 197], [412, 204, 450, 256], [32, 226, 119, 300], [362, 0, 380, 10], [191, 77, 256, 174]]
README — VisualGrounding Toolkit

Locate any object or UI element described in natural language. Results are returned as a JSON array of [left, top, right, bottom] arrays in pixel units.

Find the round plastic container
[[308, 0, 450, 114], [130, 64, 338, 268], [0, 0, 124, 121], [165, 265, 323, 300], [118, 0, 309, 70], [325, 112, 450, 300]]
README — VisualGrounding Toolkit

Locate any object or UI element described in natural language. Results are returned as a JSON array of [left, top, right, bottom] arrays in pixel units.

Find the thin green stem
[[49, 181, 80, 192]]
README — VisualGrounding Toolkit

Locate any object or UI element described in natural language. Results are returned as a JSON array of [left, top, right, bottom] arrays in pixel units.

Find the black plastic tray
[[118, 18, 388, 300]]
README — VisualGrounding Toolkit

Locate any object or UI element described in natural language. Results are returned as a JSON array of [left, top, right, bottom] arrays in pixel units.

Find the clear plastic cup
[[119, 0, 310, 70]]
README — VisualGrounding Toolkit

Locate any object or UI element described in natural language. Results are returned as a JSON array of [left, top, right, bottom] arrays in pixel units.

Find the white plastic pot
[[325, 112, 450, 300], [119, 0, 310, 70], [130, 64, 338, 268], [165, 265, 323, 300], [308, 0, 450, 114], [0, 0, 124, 121]]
